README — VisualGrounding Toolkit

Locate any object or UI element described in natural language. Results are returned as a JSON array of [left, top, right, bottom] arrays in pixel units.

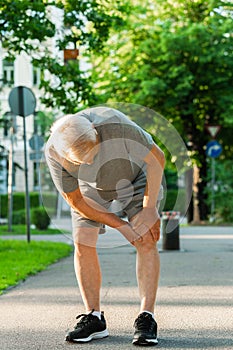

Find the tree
[[0, 0, 131, 111], [37, 0, 131, 113], [205, 159, 233, 223], [1, 0, 232, 221], [92, 0, 233, 221], [0, 0, 55, 56]]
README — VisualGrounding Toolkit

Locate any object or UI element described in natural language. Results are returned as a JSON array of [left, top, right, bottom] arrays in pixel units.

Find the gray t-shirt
[[45, 107, 154, 198]]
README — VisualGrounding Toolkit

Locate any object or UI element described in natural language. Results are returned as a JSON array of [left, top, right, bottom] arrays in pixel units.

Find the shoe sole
[[66, 329, 109, 343], [132, 336, 158, 346]]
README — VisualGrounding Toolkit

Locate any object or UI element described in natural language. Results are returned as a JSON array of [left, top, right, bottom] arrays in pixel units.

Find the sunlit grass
[[0, 240, 72, 294], [0, 225, 63, 235]]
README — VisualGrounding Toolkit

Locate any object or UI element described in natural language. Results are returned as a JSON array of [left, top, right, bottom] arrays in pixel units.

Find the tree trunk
[[185, 168, 193, 223], [192, 164, 201, 224], [198, 159, 209, 221], [191, 133, 209, 223]]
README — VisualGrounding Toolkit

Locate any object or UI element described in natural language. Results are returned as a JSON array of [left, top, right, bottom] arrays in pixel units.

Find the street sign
[[8, 86, 37, 243], [206, 140, 222, 158], [30, 151, 43, 162], [9, 86, 36, 117], [206, 125, 221, 138], [29, 135, 44, 150]]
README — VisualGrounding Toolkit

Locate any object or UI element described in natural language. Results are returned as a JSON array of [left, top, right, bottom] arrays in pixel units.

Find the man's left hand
[[130, 207, 161, 242]]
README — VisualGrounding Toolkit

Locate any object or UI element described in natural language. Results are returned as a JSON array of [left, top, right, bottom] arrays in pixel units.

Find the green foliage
[[91, 0, 233, 220], [161, 189, 186, 215], [0, 0, 55, 55], [11, 207, 51, 229], [164, 168, 178, 190], [94, 1, 233, 151], [34, 110, 55, 138], [0, 225, 62, 235], [0, 240, 72, 294], [205, 160, 233, 223], [1, 0, 131, 111], [56, 0, 128, 53], [33, 57, 99, 113], [0, 192, 57, 219], [2, 0, 232, 222], [31, 207, 51, 230], [12, 209, 26, 225]]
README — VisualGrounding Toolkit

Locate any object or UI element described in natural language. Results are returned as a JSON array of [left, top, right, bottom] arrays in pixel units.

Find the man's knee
[[134, 231, 157, 251]]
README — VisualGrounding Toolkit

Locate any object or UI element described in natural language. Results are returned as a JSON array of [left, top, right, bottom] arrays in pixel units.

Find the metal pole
[[37, 160, 42, 207], [18, 87, 31, 243], [23, 117, 31, 242], [7, 125, 14, 232], [35, 134, 42, 206], [210, 157, 215, 222]]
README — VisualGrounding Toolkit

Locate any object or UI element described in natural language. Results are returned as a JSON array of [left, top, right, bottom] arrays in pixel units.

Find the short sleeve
[[123, 123, 154, 160], [45, 146, 79, 194]]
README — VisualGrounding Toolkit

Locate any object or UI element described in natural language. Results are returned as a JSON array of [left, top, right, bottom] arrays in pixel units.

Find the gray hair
[[50, 114, 97, 160]]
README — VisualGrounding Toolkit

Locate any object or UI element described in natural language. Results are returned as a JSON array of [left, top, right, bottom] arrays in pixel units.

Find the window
[[3, 60, 14, 85], [33, 67, 41, 86]]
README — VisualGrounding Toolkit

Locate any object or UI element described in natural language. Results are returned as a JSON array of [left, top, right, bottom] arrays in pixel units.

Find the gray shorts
[[71, 170, 148, 235]]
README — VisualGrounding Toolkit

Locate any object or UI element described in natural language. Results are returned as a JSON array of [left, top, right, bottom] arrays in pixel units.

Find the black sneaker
[[65, 310, 109, 343], [132, 312, 158, 346]]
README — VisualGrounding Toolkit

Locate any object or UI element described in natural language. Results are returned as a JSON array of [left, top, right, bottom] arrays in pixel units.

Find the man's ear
[[91, 123, 98, 135]]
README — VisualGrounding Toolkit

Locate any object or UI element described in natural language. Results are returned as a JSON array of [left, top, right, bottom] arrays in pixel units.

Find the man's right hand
[[117, 222, 143, 245]]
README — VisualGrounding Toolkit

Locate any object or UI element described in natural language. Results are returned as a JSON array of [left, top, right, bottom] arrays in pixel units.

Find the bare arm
[[62, 187, 141, 243], [143, 143, 165, 208], [130, 143, 165, 241]]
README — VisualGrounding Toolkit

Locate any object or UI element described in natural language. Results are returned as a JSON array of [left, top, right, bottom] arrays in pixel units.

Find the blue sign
[[206, 140, 222, 158]]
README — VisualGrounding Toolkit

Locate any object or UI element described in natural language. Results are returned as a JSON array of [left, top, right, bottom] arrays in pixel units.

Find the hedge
[[0, 192, 57, 218], [0, 189, 187, 219], [31, 207, 51, 230]]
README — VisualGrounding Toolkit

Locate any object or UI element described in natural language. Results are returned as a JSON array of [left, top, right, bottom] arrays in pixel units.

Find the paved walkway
[[0, 224, 233, 349]]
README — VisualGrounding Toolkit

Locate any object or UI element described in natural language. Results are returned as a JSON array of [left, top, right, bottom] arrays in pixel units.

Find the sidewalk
[[0, 224, 233, 349]]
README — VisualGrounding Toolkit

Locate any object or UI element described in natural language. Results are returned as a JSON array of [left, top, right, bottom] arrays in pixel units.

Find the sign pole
[[7, 122, 14, 232], [9, 86, 36, 243], [22, 116, 31, 242], [18, 87, 31, 243], [29, 130, 44, 207], [206, 135, 222, 223], [210, 157, 216, 222]]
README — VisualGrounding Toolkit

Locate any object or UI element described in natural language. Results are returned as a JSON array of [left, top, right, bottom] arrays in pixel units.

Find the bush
[[0, 194, 8, 218], [160, 188, 186, 214], [205, 160, 233, 223], [31, 207, 51, 230], [0, 192, 57, 218], [216, 206, 233, 223], [12, 209, 26, 225]]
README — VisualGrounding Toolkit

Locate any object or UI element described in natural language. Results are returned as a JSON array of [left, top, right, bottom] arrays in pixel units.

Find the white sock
[[89, 310, 101, 320], [140, 310, 155, 319]]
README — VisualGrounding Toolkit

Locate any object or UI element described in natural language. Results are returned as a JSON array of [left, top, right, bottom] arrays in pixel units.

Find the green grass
[[0, 240, 73, 295], [0, 225, 64, 235]]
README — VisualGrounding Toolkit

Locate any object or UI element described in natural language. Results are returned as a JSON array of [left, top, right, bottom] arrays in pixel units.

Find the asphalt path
[[0, 224, 233, 349]]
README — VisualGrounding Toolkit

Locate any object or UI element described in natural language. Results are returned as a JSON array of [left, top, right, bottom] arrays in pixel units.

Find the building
[[0, 50, 42, 194], [0, 6, 64, 195]]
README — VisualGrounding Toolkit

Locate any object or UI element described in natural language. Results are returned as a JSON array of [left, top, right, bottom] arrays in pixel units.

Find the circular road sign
[[206, 140, 223, 158], [9, 86, 36, 117], [29, 134, 44, 150]]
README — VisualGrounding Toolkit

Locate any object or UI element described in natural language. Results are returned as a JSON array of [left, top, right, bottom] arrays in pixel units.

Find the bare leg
[[134, 234, 160, 313], [73, 228, 101, 312]]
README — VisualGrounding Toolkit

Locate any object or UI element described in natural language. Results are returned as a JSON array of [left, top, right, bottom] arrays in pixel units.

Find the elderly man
[[45, 106, 165, 346]]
